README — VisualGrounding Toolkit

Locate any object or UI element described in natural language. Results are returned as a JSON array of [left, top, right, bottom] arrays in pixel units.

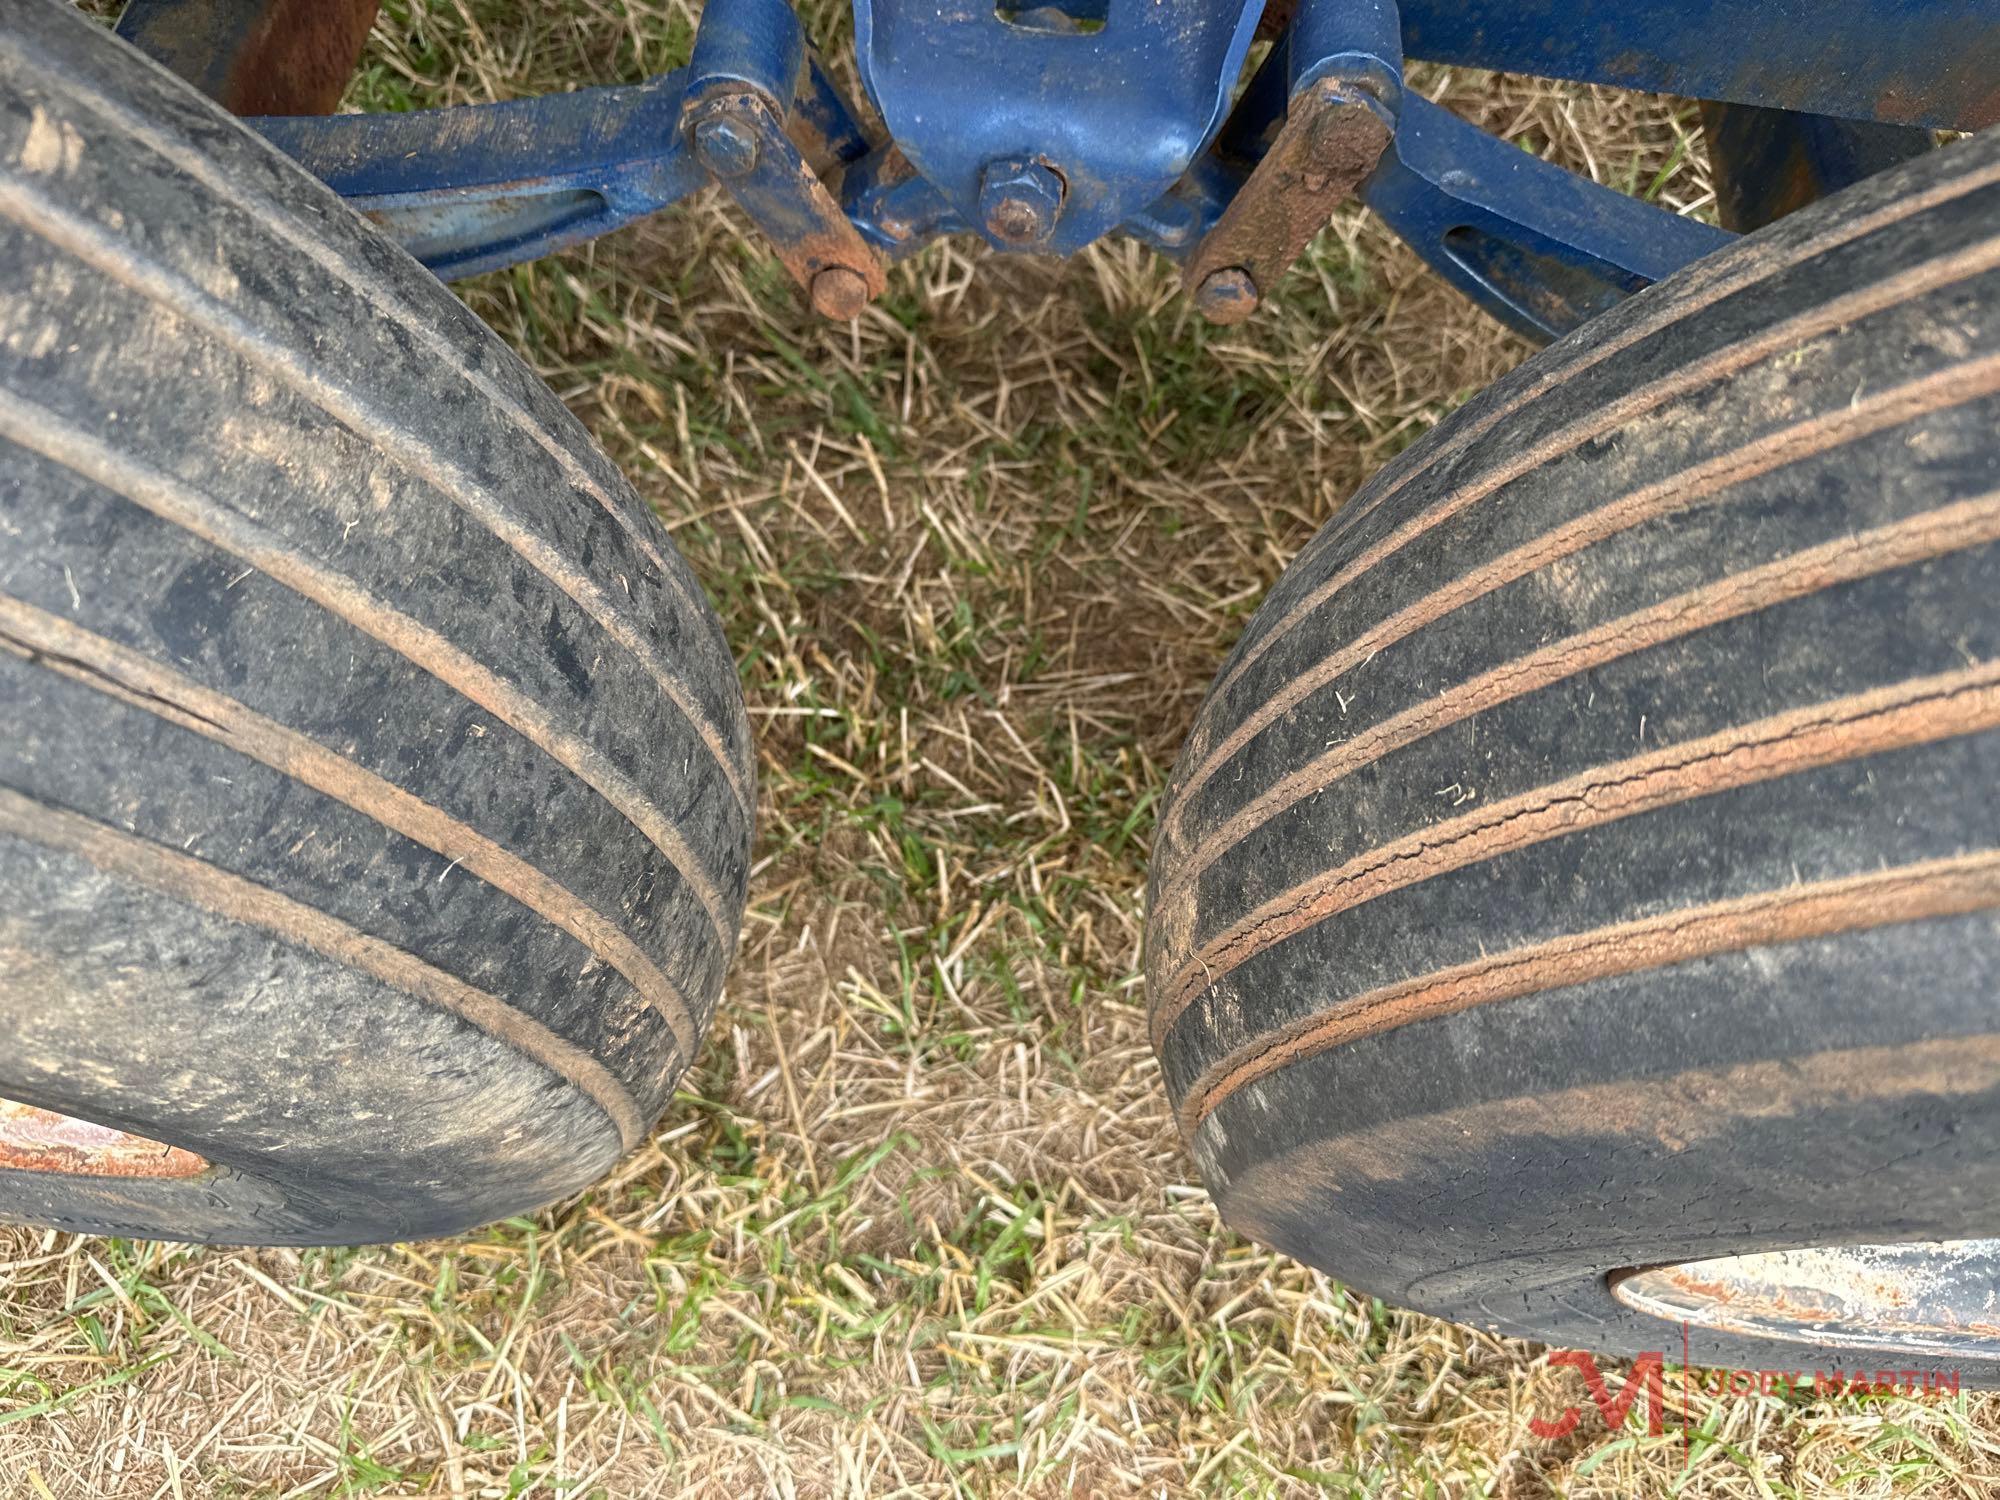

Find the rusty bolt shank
[[682, 89, 887, 321], [1194, 267, 1260, 325], [1183, 77, 1394, 324], [810, 265, 871, 320]]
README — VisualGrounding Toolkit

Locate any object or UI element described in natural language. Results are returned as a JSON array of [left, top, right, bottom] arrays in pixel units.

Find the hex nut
[[692, 114, 760, 180], [978, 159, 1065, 247]]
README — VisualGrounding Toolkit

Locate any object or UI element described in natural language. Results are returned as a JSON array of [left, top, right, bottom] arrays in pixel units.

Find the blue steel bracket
[[251, 0, 885, 315], [247, 0, 1905, 342], [852, 0, 1264, 255], [1358, 92, 1734, 343], [680, 0, 887, 317], [1182, 0, 1402, 323], [253, 78, 706, 281], [1700, 101, 1934, 233], [844, 147, 969, 260]]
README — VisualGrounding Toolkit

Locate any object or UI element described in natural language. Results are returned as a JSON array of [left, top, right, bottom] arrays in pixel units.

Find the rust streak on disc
[[0, 1096, 210, 1180]]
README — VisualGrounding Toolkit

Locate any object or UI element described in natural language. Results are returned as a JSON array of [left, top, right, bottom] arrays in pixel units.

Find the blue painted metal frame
[[850, 0, 1263, 254], [1359, 95, 1732, 342], [680, 0, 888, 313], [255, 77, 703, 280], [1399, 0, 2000, 135], [239, 0, 1982, 338], [1700, 101, 1936, 232]]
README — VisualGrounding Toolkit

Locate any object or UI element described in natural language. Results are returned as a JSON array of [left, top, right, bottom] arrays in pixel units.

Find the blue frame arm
[[244, 0, 1950, 341], [1400, 0, 2000, 134], [253, 76, 705, 280], [1359, 93, 1733, 343]]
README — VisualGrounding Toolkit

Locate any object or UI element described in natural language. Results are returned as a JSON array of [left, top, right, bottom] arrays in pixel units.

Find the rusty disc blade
[[0, 1095, 210, 1180], [1612, 1239, 2000, 1358]]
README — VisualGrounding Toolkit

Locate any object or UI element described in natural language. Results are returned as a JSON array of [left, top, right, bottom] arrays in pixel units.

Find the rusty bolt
[[978, 159, 1065, 248], [810, 265, 870, 320], [692, 114, 760, 179], [1193, 266, 1259, 325]]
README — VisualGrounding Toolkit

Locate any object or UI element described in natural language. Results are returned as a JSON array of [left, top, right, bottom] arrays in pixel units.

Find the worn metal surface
[[253, 76, 706, 280], [853, 0, 1263, 254], [809, 264, 871, 318], [1119, 153, 1247, 260], [0, 1096, 209, 1180], [1192, 265, 1258, 322], [116, 0, 379, 116], [1701, 101, 1935, 233], [1399, 0, 2000, 134], [683, 0, 885, 316], [1180, 0, 1400, 321], [845, 145, 968, 258], [978, 158, 1066, 248], [1184, 82, 1392, 323], [1359, 93, 1733, 343], [789, 51, 877, 175], [685, 0, 806, 108], [690, 90, 887, 315], [247, 0, 885, 303], [693, 114, 762, 179], [695, 88, 887, 307], [1614, 1240, 2000, 1358], [236, 0, 1989, 339]]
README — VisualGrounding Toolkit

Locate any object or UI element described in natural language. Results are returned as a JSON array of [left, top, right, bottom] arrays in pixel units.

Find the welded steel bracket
[[852, 0, 1263, 255], [1358, 94, 1732, 343], [1182, 0, 1402, 324], [680, 0, 886, 318]]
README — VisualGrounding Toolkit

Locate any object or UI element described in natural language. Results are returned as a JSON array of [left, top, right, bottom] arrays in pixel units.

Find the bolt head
[[810, 265, 870, 320], [693, 115, 760, 179], [1194, 266, 1259, 325], [977, 159, 1065, 248]]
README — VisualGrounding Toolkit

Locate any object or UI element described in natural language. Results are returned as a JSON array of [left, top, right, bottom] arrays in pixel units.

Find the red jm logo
[[1529, 1350, 1667, 1438]]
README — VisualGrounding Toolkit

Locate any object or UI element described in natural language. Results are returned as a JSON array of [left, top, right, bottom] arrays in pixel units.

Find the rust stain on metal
[[1193, 266, 1260, 326], [119, 0, 382, 117], [771, 149, 887, 312], [858, 147, 924, 243], [0, 1096, 210, 1180], [1612, 1240, 2000, 1355], [1184, 81, 1392, 321], [685, 91, 886, 318], [810, 265, 871, 320]]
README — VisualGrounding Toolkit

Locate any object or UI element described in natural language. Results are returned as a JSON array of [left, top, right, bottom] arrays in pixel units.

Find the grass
[[8, 1, 2000, 1495]]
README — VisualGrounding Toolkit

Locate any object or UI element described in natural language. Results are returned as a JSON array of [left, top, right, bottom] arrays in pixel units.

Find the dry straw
[[8, 2, 1992, 1495]]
